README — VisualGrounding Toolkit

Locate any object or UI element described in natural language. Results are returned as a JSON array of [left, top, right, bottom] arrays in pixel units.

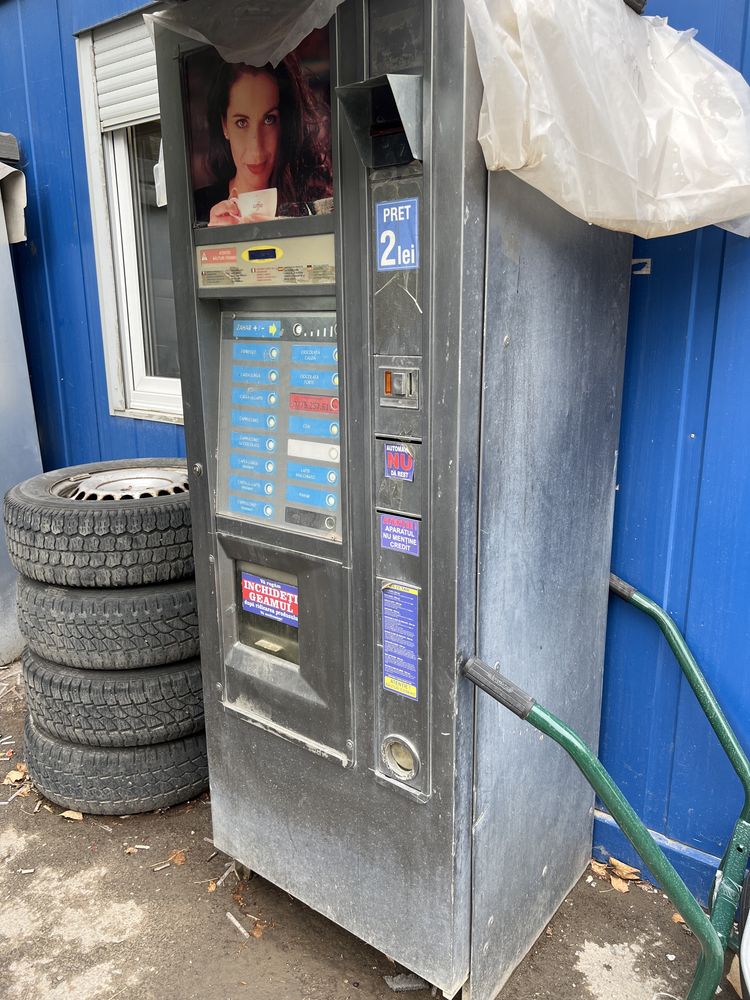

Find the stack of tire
[[2, 459, 208, 816]]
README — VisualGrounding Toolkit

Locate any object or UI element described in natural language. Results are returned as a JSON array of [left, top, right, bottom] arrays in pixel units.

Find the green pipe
[[610, 574, 750, 821], [527, 702, 725, 1000], [710, 816, 750, 946], [610, 574, 750, 940]]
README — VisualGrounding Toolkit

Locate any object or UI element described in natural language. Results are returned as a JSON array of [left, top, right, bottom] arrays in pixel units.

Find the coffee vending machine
[[155, 2, 631, 996]]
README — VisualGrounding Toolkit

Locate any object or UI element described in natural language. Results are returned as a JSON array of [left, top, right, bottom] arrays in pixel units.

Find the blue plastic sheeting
[[598, 0, 750, 901], [0, 0, 185, 470]]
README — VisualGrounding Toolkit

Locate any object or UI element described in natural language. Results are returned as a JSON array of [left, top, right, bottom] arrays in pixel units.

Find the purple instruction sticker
[[380, 513, 420, 556], [384, 442, 415, 482], [382, 583, 419, 700]]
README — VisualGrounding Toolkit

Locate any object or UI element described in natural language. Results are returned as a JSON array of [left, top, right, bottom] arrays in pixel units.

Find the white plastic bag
[[145, 0, 343, 68], [462, 0, 750, 238]]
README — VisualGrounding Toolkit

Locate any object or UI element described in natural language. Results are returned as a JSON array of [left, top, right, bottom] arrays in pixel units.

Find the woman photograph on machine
[[189, 36, 334, 227]]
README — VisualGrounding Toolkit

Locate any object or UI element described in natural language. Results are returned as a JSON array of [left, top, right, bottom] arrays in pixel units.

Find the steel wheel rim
[[49, 466, 189, 501]]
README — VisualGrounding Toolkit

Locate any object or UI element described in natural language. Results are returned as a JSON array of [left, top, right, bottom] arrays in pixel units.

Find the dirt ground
[[0, 661, 738, 1000]]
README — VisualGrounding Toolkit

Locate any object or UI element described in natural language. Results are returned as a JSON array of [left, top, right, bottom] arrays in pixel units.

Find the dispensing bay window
[[77, 12, 181, 421]]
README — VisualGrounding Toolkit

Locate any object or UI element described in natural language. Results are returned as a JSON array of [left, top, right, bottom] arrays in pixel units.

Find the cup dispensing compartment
[[217, 531, 352, 765]]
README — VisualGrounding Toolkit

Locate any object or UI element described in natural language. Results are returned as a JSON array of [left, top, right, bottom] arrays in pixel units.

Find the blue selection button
[[231, 410, 278, 431], [233, 319, 281, 338], [228, 496, 275, 518], [230, 453, 276, 474], [290, 369, 339, 390], [233, 342, 281, 362], [232, 365, 280, 385], [291, 344, 338, 365], [231, 432, 277, 454], [288, 416, 340, 439], [286, 484, 338, 511], [231, 388, 279, 407], [228, 476, 274, 496], [287, 462, 339, 486]]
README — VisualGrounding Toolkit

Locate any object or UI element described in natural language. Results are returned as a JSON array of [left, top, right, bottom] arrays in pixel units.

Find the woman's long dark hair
[[206, 54, 333, 214]]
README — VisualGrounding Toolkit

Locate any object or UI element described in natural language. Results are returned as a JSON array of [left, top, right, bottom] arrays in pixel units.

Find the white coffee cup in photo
[[235, 188, 278, 220]]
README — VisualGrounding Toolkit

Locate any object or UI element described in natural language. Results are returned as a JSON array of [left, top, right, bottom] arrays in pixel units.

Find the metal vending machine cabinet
[[156, 2, 631, 996]]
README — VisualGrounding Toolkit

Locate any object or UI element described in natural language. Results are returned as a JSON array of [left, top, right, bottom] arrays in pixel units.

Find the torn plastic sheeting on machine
[[146, 0, 750, 239], [462, 0, 750, 238], [142, 0, 640, 71], [144, 0, 345, 68]]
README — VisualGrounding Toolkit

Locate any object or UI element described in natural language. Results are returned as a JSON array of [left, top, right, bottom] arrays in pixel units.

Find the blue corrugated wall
[[596, 1, 750, 900], [1, 0, 748, 901], [0, 0, 185, 469]]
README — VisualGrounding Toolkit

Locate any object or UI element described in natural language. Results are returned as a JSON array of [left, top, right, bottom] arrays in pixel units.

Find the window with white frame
[[77, 13, 182, 421]]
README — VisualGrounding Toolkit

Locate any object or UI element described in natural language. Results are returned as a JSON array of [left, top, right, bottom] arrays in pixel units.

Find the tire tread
[[3, 460, 193, 588], [17, 578, 200, 669], [23, 650, 204, 747], [24, 715, 208, 815]]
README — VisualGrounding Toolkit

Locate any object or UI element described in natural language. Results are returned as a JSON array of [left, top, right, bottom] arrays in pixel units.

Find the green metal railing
[[463, 573, 750, 1000]]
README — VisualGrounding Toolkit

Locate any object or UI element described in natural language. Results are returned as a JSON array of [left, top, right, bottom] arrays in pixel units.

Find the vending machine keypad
[[217, 312, 341, 542]]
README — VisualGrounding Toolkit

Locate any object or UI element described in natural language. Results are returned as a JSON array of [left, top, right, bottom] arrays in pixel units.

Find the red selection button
[[289, 394, 339, 413]]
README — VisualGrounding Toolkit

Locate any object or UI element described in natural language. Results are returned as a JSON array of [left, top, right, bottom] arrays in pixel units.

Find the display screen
[[183, 30, 334, 227], [246, 248, 278, 260]]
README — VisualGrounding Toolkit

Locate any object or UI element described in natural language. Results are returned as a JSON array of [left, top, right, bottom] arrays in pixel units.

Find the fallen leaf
[[609, 857, 640, 879], [17, 785, 31, 798], [17, 762, 28, 775], [61, 810, 83, 821], [672, 913, 685, 925], [590, 860, 608, 878], [3, 769, 25, 785], [207, 880, 217, 893], [124, 846, 138, 855], [610, 875, 630, 893], [169, 849, 187, 865], [251, 922, 265, 939]]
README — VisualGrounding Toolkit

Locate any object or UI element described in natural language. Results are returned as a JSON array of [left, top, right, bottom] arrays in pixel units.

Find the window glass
[[129, 121, 180, 379]]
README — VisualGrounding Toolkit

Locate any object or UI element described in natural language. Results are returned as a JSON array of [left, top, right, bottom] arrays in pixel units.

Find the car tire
[[17, 576, 200, 670], [24, 714, 208, 815], [3, 459, 192, 588], [23, 649, 204, 747]]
